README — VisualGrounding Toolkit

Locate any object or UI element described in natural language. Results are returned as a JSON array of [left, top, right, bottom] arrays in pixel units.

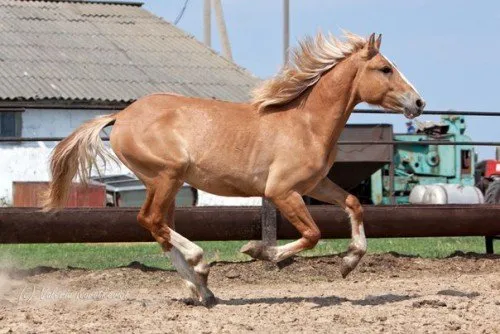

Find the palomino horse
[[44, 32, 424, 306]]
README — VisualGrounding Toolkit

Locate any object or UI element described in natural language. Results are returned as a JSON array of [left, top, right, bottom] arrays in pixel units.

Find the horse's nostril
[[416, 99, 424, 108]]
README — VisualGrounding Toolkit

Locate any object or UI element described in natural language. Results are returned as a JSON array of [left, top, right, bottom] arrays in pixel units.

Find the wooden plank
[[12, 182, 106, 207]]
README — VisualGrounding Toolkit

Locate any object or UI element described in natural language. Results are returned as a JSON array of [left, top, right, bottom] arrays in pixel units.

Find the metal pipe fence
[[1, 205, 499, 243], [1, 137, 500, 146], [353, 109, 500, 116]]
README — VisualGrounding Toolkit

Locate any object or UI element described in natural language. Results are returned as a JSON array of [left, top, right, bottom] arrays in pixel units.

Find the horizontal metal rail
[[338, 141, 500, 146], [1, 205, 499, 243], [0, 137, 110, 142], [1, 103, 496, 116], [1, 136, 499, 146], [353, 109, 500, 116]]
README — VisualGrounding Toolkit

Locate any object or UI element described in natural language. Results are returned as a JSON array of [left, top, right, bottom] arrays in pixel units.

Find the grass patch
[[302, 237, 495, 258], [0, 241, 249, 270], [0, 237, 496, 270]]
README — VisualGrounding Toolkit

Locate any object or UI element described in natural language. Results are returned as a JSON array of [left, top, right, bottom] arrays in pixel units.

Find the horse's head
[[354, 33, 425, 119]]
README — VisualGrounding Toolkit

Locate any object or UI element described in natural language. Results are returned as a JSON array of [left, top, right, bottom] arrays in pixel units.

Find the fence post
[[261, 199, 278, 246], [389, 145, 396, 205], [485, 236, 494, 254]]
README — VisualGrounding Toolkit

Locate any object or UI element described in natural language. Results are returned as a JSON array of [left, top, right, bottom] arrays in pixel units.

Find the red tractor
[[476, 156, 500, 253], [475, 158, 500, 204]]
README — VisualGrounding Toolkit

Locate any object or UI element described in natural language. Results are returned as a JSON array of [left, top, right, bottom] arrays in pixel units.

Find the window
[[0, 111, 22, 137], [461, 149, 472, 175]]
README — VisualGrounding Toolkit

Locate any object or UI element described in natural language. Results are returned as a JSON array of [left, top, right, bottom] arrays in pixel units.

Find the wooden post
[[485, 236, 494, 254], [261, 199, 277, 246], [212, 0, 233, 60], [389, 145, 396, 205], [283, 0, 290, 65], [203, 0, 211, 47]]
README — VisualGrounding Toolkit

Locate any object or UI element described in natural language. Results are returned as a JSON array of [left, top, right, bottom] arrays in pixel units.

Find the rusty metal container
[[12, 181, 106, 207], [329, 124, 393, 190]]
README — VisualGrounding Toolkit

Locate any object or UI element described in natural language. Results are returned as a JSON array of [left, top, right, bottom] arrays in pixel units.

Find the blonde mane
[[251, 31, 367, 111]]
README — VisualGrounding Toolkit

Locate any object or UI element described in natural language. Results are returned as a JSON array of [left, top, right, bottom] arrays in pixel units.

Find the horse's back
[[109, 92, 267, 195], [123, 92, 252, 115]]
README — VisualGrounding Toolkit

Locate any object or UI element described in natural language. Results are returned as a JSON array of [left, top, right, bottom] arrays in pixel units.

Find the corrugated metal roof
[[0, 0, 260, 105]]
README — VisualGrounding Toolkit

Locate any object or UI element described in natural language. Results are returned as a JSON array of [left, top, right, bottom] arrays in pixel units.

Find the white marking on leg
[[168, 228, 203, 265], [354, 224, 367, 252], [341, 205, 366, 277], [345, 207, 355, 222], [272, 239, 304, 262], [184, 280, 201, 301], [169, 247, 199, 285], [169, 247, 213, 303], [345, 207, 366, 252]]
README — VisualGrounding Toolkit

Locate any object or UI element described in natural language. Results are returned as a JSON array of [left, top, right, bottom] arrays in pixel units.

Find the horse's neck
[[296, 58, 360, 150]]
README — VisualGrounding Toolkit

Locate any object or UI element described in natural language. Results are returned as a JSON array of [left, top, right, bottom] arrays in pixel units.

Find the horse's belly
[[185, 163, 266, 197]]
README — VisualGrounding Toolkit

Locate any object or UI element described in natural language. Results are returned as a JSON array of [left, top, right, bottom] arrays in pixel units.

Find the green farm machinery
[[371, 115, 477, 205], [313, 115, 495, 205]]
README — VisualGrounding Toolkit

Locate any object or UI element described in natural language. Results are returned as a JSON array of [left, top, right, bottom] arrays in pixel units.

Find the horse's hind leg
[[137, 177, 215, 307], [241, 191, 321, 263], [165, 201, 214, 306], [168, 231, 215, 306], [164, 202, 200, 302], [162, 202, 197, 301]]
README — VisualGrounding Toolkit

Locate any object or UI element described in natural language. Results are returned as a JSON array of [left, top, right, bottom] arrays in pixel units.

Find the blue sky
[[142, 0, 499, 159]]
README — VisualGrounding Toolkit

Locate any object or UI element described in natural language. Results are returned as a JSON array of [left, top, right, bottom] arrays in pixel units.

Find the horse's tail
[[42, 114, 118, 211]]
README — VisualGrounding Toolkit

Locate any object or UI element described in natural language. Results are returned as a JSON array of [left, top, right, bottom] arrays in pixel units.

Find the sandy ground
[[1, 252, 500, 333]]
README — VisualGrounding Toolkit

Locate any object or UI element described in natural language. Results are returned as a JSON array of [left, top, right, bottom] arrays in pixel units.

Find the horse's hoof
[[340, 262, 353, 279], [201, 293, 218, 308], [340, 255, 359, 278], [276, 257, 295, 269], [181, 297, 198, 306], [240, 240, 266, 258], [241, 241, 278, 262]]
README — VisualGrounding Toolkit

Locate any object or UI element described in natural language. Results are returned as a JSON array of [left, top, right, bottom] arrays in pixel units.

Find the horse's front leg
[[306, 177, 367, 278]]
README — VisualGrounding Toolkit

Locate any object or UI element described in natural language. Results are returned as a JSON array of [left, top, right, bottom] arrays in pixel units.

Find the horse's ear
[[368, 32, 376, 45], [363, 33, 378, 59], [375, 34, 382, 50]]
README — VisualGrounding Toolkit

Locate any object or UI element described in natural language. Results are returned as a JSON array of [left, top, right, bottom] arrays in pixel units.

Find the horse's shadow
[[216, 293, 418, 308]]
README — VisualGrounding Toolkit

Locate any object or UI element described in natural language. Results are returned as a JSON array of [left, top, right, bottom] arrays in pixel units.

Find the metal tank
[[409, 184, 484, 204], [408, 184, 428, 204]]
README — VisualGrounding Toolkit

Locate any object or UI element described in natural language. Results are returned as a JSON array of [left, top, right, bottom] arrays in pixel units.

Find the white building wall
[[0, 109, 126, 205], [22, 109, 108, 137], [196, 190, 262, 206], [0, 108, 261, 206]]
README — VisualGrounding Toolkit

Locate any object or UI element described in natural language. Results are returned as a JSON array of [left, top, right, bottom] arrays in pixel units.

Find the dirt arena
[[1, 253, 499, 333]]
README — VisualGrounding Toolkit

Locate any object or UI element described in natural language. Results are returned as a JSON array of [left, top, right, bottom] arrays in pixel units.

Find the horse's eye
[[380, 66, 392, 74]]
